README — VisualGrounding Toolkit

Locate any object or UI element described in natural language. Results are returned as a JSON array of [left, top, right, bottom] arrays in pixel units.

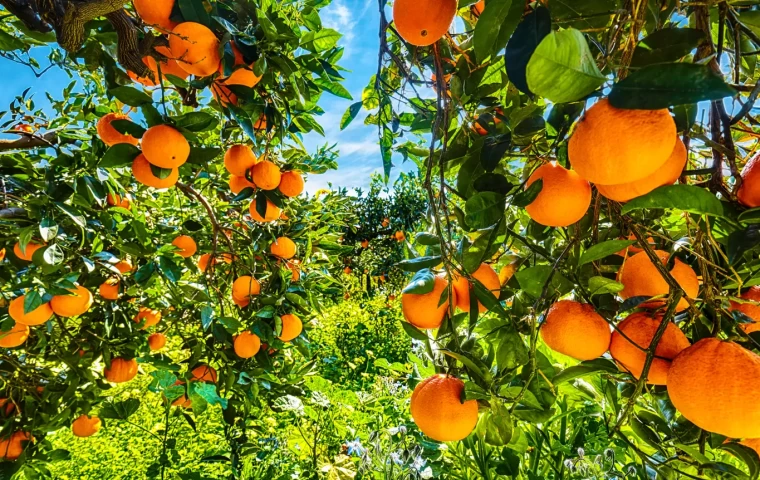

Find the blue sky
[[0, 0, 416, 193]]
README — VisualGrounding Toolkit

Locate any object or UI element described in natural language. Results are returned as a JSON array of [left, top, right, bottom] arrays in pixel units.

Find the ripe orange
[[473, 0, 485, 14], [132, 154, 179, 189], [13, 241, 44, 261], [343, 266, 352, 275], [155, 46, 189, 79], [9, 295, 53, 326], [361, 239, 369, 249], [232, 275, 261, 303], [169, 22, 221, 77], [0, 431, 32, 460], [190, 365, 217, 383], [133, 0, 176, 30], [104, 357, 139, 383], [172, 235, 197, 257], [394, 231, 406, 242], [99, 278, 120, 300], [229, 175, 256, 194], [212, 68, 263, 106], [729, 286, 760, 333], [270, 237, 296, 259], [0, 398, 15, 416], [141, 125, 190, 169], [288, 261, 301, 282], [71, 415, 101, 437], [615, 234, 656, 257], [382, 217, 390, 228], [134, 307, 161, 329], [668, 338, 760, 438], [541, 300, 611, 360], [618, 250, 699, 312], [453, 263, 500, 313], [525, 162, 591, 227], [249, 198, 281, 222], [401, 274, 454, 329], [197, 253, 216, 272], [0, 322, 29, 348], [596, 137, 687, 203], [279, 171, 304, 197], [251, 160, 282, 190], [50, 285, 93, 317], [97, 113, 139, 147], [279, 313, 303, 342], [115, 259, 133, 274], [609, 312, 690, 385], [148, 332, 167, 351], [106, 193, 131, 209], [472, 109, 502, 136], [410, 374, 478, 442], [568, 99, 677, 185], [393, 0, 457, 47], [738, 153, 760, 208], [234, 331, 261, 358], [224, 145, 258, 176], [128, 56, 163, 87]]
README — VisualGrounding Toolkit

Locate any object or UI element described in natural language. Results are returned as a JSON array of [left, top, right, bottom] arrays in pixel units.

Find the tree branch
[[0, 130, 59, 151]]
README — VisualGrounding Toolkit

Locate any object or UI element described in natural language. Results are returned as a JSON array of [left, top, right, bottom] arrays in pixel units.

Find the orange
[[134, 307, 161, 329], [251, 160, 282, 190], [394, 231, 406, 242], [253, 115, 267, 131], [0, 322, 29, 348], [618, 250, 699, 312], [224, 145, 258, 176], [738, 153, 760, 208], [401, 274, 454, 329], [668, 338, 760, 438], [9, 295, 53, 326], [148, 332, 167, 351], [473, 0, 485, 14], [229, 175, 256, 194], [232, 275, 261, 303], [382, 217, 390, 227], [279, 313, 303, 342], [115, 259, 133, 274], [0, 431, 32, 460], [525, 162, 591, 227], [288, 261, 301, 282], [615, 234, 656, 257], [197, 253, 216, 272], [361, 239, 369, 249], [568, 98, 677, 185], [234, 331, 261, 358], [609, 311, 690, 385], [141, 124, 190, 169], [169, 22, 221, 77], [133, 0, 176, 30], [249, 198, 281, 222], [393, 0, 457, 47], [453, 263, 500, 313], [106, 193, 131, 209], [410, 374, 478, 442], [596, 137, 687, 202], [270, 237, 296, 259], [279, 171, 304, 197], [0, 248, 4, 262], [13, 241, 44, 261], [729, 286, 760, 333], [190, 365, 217, 383], [50, 285, 93, 317], [155, 46, 190, 79], [472, 109, 502, 136], [71, 415, 101, 437], [128, 56, 162, 87], [132, 154, 179, 189], [172, 235, 197, 257], [343, 266, 352, 275], [97, 113, 139, 147], [212, 68, 263, 106], [0, 398, 16, 416], [104, 357, 139, 383], [99, 278, 120, 300], [541, 300, 611, 360]]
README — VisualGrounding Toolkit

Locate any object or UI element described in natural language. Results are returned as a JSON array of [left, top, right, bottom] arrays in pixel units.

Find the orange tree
[[342, 0, 760, 477], [0, 0, 359, 477]]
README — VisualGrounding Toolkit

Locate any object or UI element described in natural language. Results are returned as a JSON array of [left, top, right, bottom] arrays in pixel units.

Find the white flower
[[411, 455, 426, 470], [389, 451, 403, 465], [420, 466, 434, 479]]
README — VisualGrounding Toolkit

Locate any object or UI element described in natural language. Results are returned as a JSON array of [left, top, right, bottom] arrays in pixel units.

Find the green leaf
[[494, 324, 529, 371], [24, 290, 43, 315], [55, 203, 85, 228], [108, 86, 153, 106], [43, 244, 64, 265], [415, 233, 440, 246], [579, 239, 635, 266], [402, 269, 436, 295], [150, 164, 173, 180], [609, 63, 736, 109], [478, 402, 513, 446], [553, 358, 618, 384], [173, 112, 216, 132], [441, 350, 487, 381], [190, 382, 228, 409], [0, 30, 25, 51], [465, 192, 505, 229], [621, 184, 729, 218], [526, 28, 605, 103], [721, 443, 760, 480], [201, 306, 214, 330], [401, 322, 428, 341], [474, 0, 522, 63], [515, 265, 573, 298], [396, 256, 442, 272], [587, 276, 625, 296], [314, 78, 353, 100], [630, 28, 706, 67], [739, 208, 760, 225], [301, 29, 341, 52], [739, 11, 760, 39], [110, 119, 146, 138], [178, 0, 211, 26], [187, 147, 222, 165], [100, 143, 141, 168], [504, 6, 552, 94], [512, 179, 542, 208], [99, 399, 141, 420], [340, 102, 362, 130], [39, 217, 59, 242]]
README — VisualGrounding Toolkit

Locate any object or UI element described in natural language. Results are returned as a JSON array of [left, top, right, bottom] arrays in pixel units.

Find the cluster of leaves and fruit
[[348, 0, 760, 478]]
